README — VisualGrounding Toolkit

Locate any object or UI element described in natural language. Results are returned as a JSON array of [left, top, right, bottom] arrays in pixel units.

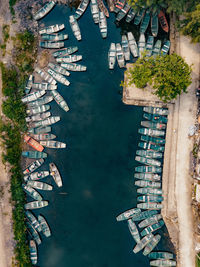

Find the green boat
[[22, 151, 47, 159], [138, 214, 163, 228], [161, 40, 170, 55], [143, 106, 169, 116], [39, 41, 64, 49], [39, 24, 65, 35], [141, 220, 165, 236], [25, 74, 33, 94], [126, 7, 136, 23], [130, 210, 158, 222], [38, 215, 51, 237], [28, 126, 52, 134], [27, 181, 53, 191], [134, 8, 145, 25], [116, 3, 130, 22], [26, 221, 41, 245], [151, 11, 158, 37], [48, 62, 70, 77], [133, 233, 154, 253], [137, 203, 163, 211], [152, 40, 162, 56], [143, 113, 168, 123], [41, 33, 68, 41], [138, 142, 165, 152], [141, 121, 166, 130], [33, 1, 56, 20], [143, 234, 161, 256], [137, 187, 163, 195], [134, 173, 161, 181], [24, 200, 49, 210], [53, 46, 78, 57], [150, 259, 176, 266], [138, 33, 146, 57], [29, 240, 37, 265], [148, 251, 174, 260], [135, 156, 161, 166], [137, 195, 163, 204], [116, 208, 141, 221], [146, 36, 154, 56], [138, 128, 165, 137], [61, 62, 87, 72], [127, 219, 140, 243], [27, 96, 53, 108], [140, 10, 150, 33], [140, 135, 165, 145], [26, 105, 51, 116], [22, 184, 42, 201], [135, 180, 161, 188], [51, 90, 69, 112], [136, 150, 163, 159], [26, 211, 42, 232], [47, 68, 70, 86]]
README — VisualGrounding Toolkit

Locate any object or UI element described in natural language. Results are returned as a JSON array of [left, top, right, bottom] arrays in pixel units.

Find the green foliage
[[9, 0, 17, 16], [126, 53, 192, 102], [2, 25, 10, 43]]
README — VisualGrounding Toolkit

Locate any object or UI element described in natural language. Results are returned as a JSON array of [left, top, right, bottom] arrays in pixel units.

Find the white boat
[[30, 133, 56, 141], [27, 96, 53, 107], [39, 41, 64, 49], [48, 62, 70, 76], [121, 35, 130, 61], [108, 43, 116, 70], [24, 171, 49, 182], [22, 90, 46, 103], [35, 67, 57, 85], [53, 46, 78, 57], [99, 12, 107, 38], [32, 82, 57, 90], [116, 43, 125, 68], [127, 32, 138, 57], [39, 24, 65, 35], [74, 0, 90, 20], [69, 15, 82, 41], [47, 68, 70, 86], [56, 55, 82, 63], [40, 140, 66, 148], [31, 116, 60, 128], [138, 33, 146, 57], [38, 215, 51, 237], [61, 63, 87, 72], [26, 112, 51, 122], [49, 162, 63, 187], [41, 33, 68, 42], [25, 74, 33, 94], [51, 90, 69, 112], [24, 201, 48, 210], [27, 181, 53, 191], [90, 0, 99, 23], [26, 105, 50, 115], [33, 1, 56, 21]]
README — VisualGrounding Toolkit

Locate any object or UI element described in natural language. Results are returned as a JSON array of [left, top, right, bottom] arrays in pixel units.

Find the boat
[[136, 150, 163, 159], [28, 126, 52, 135], [130, 210, 158, 222], [135, 166, 162, 173], [90, 0, 99, 24], [24, 135, 44, 152], [127, 32, 138, 57], [24, 200, 48, 210], [48, 63, 70, 77], [99, 12, 107, 38], [143, 113, 168, 123], [138, 33, 146, 57], [26, 211, 42, 232], [116, 43, 125, 68], [133, 234, 154, 253], [49, 162, 63, 187], [22, 90, 46, 103], [25, 75, 33, 94], [29, 240, 37, 265], [39, 41, 64, 49], [22, 184, 42, 201], [35, 67, 57, 85], [135, 156, 161, 166], [143, 106, 169, 116], [152, 40, 162, 56], [69, 15, 82, 41], [158, 10, 169, 33], [31, 116, 60, 128], [30, 133, 56, 141], [32, 83, 57, 90], [141, 220, 165, 236], [146, 35, 154, 57], [26, 112, 51, 123], [143, 234, 161, 256], [22, 151, 47, 159], [150, 259, 176, 266], [161, 40, 170, 55], [138, 203, 163, 211], [33, 1, 56, 20], [56, 55, 82, 63], [126, 7, 136, 23], [151, 12, 158, 37], [27, 181, 53, 191], [137, 194, 163, 203], [141, 121, 166, 130], [134, 173, 161, 181], [140, 10, 150, 33], [134, 8, 145, 25], [74, 0, 90, 20], [24, 171, 49, 182], [27, 96, 53, 108], [53, 46, 78, 57], [116, 3, 130, 22], [135, 180, 161, 188], [23, 159, 45, 175], [61, 63, 87, 72], [38, 215, 51, 237], [41, 33, 68, 42], [127, 219, 140, 243], [138, 142, 165, 152], [39, 24, 65, 35], [51, 90, 69, 112], [97, 0, 109, 17], [26, 221, 41, 245], [116, 208, 141, 221], [121, 35, 130, 61], [108, 43, 116, 69], [47, 68, 70, 86], [139, 214, 163, 228], [137, 187, 163, 195], [148, 251, 174, 260], [114, 0, 125, 13], [138, 128, 165, 137], [40, 140, 66, 148]]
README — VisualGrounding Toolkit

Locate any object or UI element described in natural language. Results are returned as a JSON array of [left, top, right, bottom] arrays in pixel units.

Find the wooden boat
[[127, 32, 138, 57], [129, 210, 158, 222], [134, 8, 145, 25], [150, 259, 176, 266], [137, 187, 163, 195], [138, 128, 165, 137], [32, 83, 57, 90], [40, 140, 66, 148], [24, 200, 48, 210], [27, 181, 53, 191], [127, 219, 140, 243], [121, 35, 130, 61], [74, 0, 90, 20], [24, 135, 44, 152], [136, 150, 163, 158], [22, 151, 47, 159], [141, 121, 166, 130], [116, 43, 125, 68], [30, 133, 56, 141], [135, 156, 161, 166], [141, 220, 165, 236], [22, 184, 42, 201], [158, 10, 169, 33], [151, 12, 158, 37], [69, 15, 82, 41], [138, 214, 163, 228], [29, 240, 37, 265], [51, 90, 69, 112], [41, 33, 68, 42], [140, 10, 150, 33], [26, 105, 51, 116], [138, 33, 146, 57], [27, 97, 53, 108], [161, 40, 170, 55], [108, 43, 116, 69], [28, 126, 52, 135], [148, 251, 174, 260], [61, 62, 87, 72], [137, 203, 163, 211], [47, 68, 70, 86], [22, 90, 46, 103], [114, 0, 125, 13], [26, 111, 51, 122], [38, 215, 51, 237], [24, 171, 50, 182], [116, 208, 141, 221], [140, 135, 165, 145], [126, 7, 136, 23], [25, 74, 33, 94], [138, 142, 165, 152], [99, 12, 107, 38], [133, 234, 154, 253], [135, 180, 161, 188], [53, 46, 78, 57], [26, 221, 41, 245], [90, 0, 99, 24], [39, 24, 65, 35], [49, 162, 63, 187], [97, 0, 109, 17], [31, 116, 60, 128], [26, 211, 42, 232], [116, 3, 130, 22], [135, 165, 162, 173], [143, 106, 169, 116], [35, 67, 57, 85], [143, 113, 168, 123], [39, 41, 64, 49], [134, 173, 161, 181], [143, 234, 161, 256], [146, 35, 154, 57], [23, 159, 45, 175], [33, 1, 56, 20], [56, 55, 82, 63], [152, 40, 162, 56]]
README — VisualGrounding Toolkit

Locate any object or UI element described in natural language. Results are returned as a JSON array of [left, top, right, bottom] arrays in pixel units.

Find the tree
[[126, 54, 192, 102]]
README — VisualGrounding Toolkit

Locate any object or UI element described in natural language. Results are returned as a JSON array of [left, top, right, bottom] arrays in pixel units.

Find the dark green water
[[34, 5, 173, 267]]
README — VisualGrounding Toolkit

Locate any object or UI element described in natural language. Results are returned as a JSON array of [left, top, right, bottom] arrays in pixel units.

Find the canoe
[[143, 234, 161, 256], [99, 12, 107, 39], [28, 126, 52, 135], [151, 12, 158, 37], [22, 151, 47, 159], [97, 0, 109, 17], [26, 105, 50, 115], [53, 46, 78, 57], [31, 83, 57, 90], [146, 35, 154, 57], [136, 150, 163, 158], [25, 211, 42, 232], [39, 41, 64, 49], [38, 215, 51, 237], [133, 234, 154, 254], [134, 173, 161, 181], [35, 67, 57, 85], [141, 220, 165, 236], [40, 140, 66, 148], [140, 10, 150, 33], [33, 1, 56, 20], [137, 203, 163, 211], [148, 251, 174, 260], [121, 35, 130, 61], [31, 116, 60, 128], [30, 133, 56, 141], [138, 214, 163, 228], [135, 180, 161, 188], [24, 171, 50, 182], [140, 135, 165, 145], [143, 113, 168, 123], [56, 55, 82, 63], [108, 43, 116, 70], [51, 90, 69, 112], [25, 74, 33, 94], [150, 259, 176, 266], [27, 181, 53, 191], [74, 0, 90, 20], [161, 40, 170, 55], [135, 156, 161, 166], [138, 142, 165, 152], [23, 159, 45, 175], [138, 33, 146, 57], [39, 24, 65, 35], [24, 135, 44, 152], [69, 15, 82, 41], [129, 210, 158, 222], [141, 121, 166, 130], [114, 0, 125, 13], [138, 128, 165, 137], [26, 221, 41, 246], [116, 3, 130, 22], [126, 8, 136, 23], [137, 187, 163, 195], [143, 106, 169, 116], [116, 208, 141, 221], [41, 33, 68, 41], [90, 0, 99, 24], [127, 32, 138, 57], [116, 43, 125, 68], [135, 165, 162, 173], [134, 8, 145, 25], [24, 200, 48, 210], [22, 90, 46, 103], [49, 162, 63, 187], [152, 40, 162, 56], [127, 219, 140, 243], [22, 184, 42, 201], [158, 10, 169, 33], [29, 240, 37, 265], [47, 68, 70, 86], [61, 63, 87, 72], [27, 96, 53, 107]]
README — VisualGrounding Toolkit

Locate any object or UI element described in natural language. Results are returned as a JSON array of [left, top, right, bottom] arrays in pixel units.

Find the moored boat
[[48, 63, 70, 77], [127, 32, 138, 57], [28, 126, 52, 135], [152, 40, 162, 56], [41, 33, 68, 42], [141, 121, 166, 130], [134, 8, 145, 25], [135, 165, 162, 173], [74, 0, 90, 20], [135, 180, 161, 188], [22, 90, 46, 103], [90, 0, 99, 24], [47, 68, 70, 86], [136, 150, 163, 158], [49, 162, 63, 187], [137, 195, 163, 203], [26, 221, 41, 245], [35, 67, 57, 85], [148, 251, 174, 260], [24, 135, 44, 152], [31, 116, 60, 128], [116, 43, 125, 68], [133, 233, 154, 253], [150, 259, 176, 266], [143, 234, 161, 256], [25, 200, 49, 210], [24, 171, 49, 182], [134, 173, 160, 181], [26, 210, 42, 232], [39, 24, 65, 35], [141, 220, 165, 236], [114, 0, 125, 13], [116, 208, 141, 221], [22, 151, 47, 159], [40, 41, 64, 49], [27, 181, 53, 191], [97, 0, 109, 17], [56, 55, 82, 63], [161, 40, 170, 55], [137, 187, 163, 195], [135, 156, 161, 166], [138, 214, 163, 228], [151, 11, 158, 37], [25, 74, 33, 94], [138, 128, 165, 137], [30, 133, 56, 141], [53, 46, 78, 57], [116, 3, 130, 22], [143, 106, 169, 116], [27, 96, 53, 107], [140, 9, 150, 33], [138, 142, 165, 152], [32, 83, 57, 90], [22, 184, 42, 201], [99, 12, 107, 38], [121, 35, 130, 61], [108, 43, 116, 69], [61, 62, 87, 72], [69, 15, 82, 41], [129, 210, 158, 222], [23, 159, 44, 175], [51, 90, 69, 112], [137, 203, 163, 211], [126, 7, 136, 23], [29, 240, 37, 265], [158, 10, 169, 33], [138, 33, 146, 57], [40, 140, 66, 148], [33, 1, 56, 21], [127, 219, 140, 243], [143, 113, 168, 123], [146, 35, 154, 57], [38, 215, 51, 237]]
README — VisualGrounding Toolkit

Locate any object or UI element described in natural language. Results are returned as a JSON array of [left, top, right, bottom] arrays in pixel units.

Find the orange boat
[[158, 10, 169, 33], [24, 135, 44, 152]]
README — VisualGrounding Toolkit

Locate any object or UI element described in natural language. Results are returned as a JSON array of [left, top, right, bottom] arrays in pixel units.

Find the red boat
[[114, 0, 125, 13], [24, 135, 44, 152], [158, 10, 169, 33]]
